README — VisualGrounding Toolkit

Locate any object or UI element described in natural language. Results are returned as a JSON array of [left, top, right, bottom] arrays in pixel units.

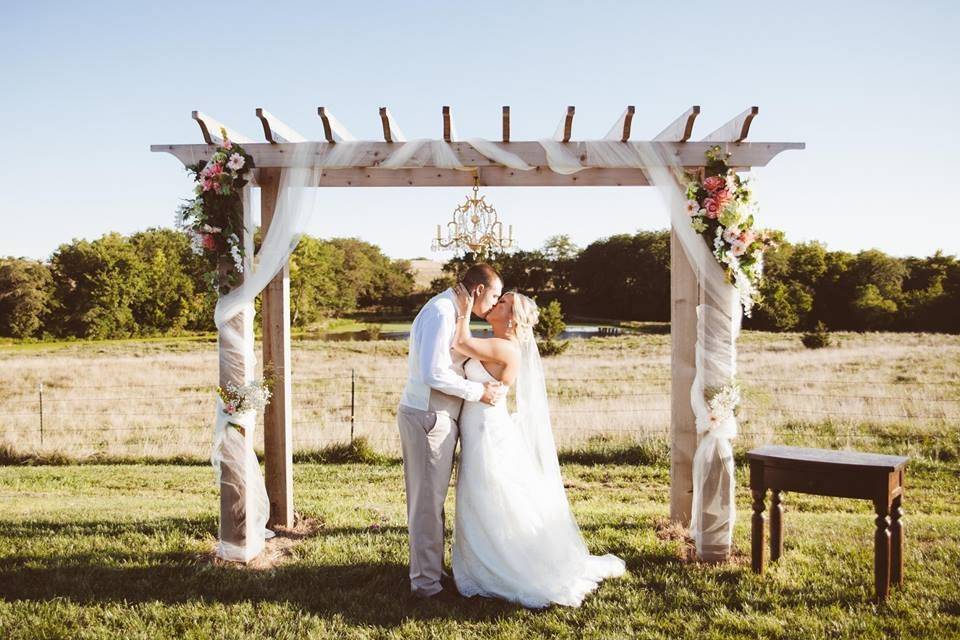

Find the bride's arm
[[453, 309, 517, 365], [451, 284, 519, 366]]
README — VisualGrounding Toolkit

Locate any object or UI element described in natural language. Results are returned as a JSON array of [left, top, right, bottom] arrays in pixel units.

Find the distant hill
[[408, 259, 445, 291]]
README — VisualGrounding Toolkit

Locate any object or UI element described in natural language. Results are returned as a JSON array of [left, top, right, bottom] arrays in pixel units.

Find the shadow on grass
[[0, 516, 685, 625]]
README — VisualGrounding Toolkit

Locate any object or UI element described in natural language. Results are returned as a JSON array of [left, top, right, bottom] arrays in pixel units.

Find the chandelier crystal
[[432, 174, 516, 255]]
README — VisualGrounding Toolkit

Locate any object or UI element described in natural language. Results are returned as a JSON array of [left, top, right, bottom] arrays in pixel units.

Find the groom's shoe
[[411, 585, 443, 600]]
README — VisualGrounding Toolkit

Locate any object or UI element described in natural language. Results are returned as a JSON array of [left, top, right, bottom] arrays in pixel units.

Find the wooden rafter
[[620, 105, 635, 142], [379, 107, 405, 143], [561, 106, 575, 142], [701, 106, 759, 143], [316, 107, 354, 143], [442, 106, 452, 142], [191, 111, 252, 145], [502, 106, 510, 143], [654, 106, 701, 142], [255, 108, 306, 144]]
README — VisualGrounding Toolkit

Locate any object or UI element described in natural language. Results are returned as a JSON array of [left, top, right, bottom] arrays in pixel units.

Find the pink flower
[[713, 189, 731, 207], [740, 230, 756, 245], [209, 163, 223, 176], [703, 198, 720, 219], [225, 403, 236, 414], [222, 139, 233, 150], [202, 178, 215, 192], [703, 175, 725, 193], [201, 233, 217, 251]]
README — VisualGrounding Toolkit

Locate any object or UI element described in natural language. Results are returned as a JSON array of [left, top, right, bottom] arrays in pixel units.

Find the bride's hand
[[453, 283, 473, 318]]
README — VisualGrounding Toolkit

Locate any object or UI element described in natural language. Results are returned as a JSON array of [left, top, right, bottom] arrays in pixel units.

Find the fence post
[[350, 368, 356, 444], [38, 382, 44, 446]]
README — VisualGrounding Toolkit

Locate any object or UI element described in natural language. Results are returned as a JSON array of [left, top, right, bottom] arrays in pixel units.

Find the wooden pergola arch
[[152, 105, 803, 545]]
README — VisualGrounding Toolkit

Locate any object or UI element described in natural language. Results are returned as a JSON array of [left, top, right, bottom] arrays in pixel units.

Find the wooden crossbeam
[[316, 107, 354, 143], [154, 140, 803, 174], [191, 111, 253, 145], [561, 106, 575, 142], [379, 107, 406, 143], [442, 106, 452, 142], [255, 108, 306, 144], [502, 106, 510, 143], [701, 106, 759, 143], [654, 106, 701, 142]]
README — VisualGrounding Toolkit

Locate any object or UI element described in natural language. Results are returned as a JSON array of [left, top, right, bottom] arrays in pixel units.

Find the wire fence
[[2, 368, 958, 459]]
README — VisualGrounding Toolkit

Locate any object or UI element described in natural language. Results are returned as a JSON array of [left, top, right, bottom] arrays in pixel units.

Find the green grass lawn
[[1, 454, 958, 639]]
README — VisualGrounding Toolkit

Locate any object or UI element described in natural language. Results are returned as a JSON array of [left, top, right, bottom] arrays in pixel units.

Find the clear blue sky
[[2, 1, 957, 262]]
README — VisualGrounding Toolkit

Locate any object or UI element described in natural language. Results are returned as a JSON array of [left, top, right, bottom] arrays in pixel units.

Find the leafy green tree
[[0, 258, 52, 338], [851, 284, 899, 330], [130, 228, 204, 334], [48, 233, 145, 339], [570, 230, 670, 320], [534, 298, 569, 356], [288, 236, 345, 326]]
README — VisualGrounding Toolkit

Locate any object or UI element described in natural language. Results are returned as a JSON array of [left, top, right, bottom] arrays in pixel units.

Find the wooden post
[[260, 168, 295, 528], [670, 226, 698, 524]]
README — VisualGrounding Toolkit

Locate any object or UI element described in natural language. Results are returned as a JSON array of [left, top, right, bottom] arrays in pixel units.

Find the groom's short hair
[[461, 263, 501, 290]]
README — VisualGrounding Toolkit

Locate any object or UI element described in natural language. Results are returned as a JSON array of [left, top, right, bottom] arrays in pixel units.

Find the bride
[[449, 284, 626, 608]]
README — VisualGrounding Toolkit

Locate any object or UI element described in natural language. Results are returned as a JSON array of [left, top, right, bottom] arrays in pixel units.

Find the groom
[[397, 263, 505, 598]]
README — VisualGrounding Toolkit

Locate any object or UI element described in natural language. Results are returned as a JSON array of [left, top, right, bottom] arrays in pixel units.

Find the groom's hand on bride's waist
[[480, 381, 506, 405]]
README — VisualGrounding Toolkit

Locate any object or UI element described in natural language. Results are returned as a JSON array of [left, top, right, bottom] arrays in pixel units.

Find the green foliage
[[47, 232, 145, 339], [801, 321, 833, 349], [570, 230, 670, 320], [534, 298, 569, 356], [0, 258, 52, 338]]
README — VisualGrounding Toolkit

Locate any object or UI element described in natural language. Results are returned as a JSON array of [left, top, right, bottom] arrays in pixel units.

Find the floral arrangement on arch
[[175, 130, 255, 294], [683, 145, 777, 317]]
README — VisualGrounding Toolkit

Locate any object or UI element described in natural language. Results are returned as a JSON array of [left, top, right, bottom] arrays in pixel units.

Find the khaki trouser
[[397, 401, 460, 596]]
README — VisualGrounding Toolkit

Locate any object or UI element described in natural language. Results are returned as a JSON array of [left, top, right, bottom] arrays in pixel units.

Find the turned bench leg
[[874, 499, 891, 602], [890, 495, 904, 588], [770, 490, 784, 562], [751, 488, 766, 573]]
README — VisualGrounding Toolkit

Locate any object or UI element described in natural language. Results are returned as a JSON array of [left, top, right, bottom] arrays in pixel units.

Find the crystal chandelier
[[432, 174, 516, 255]]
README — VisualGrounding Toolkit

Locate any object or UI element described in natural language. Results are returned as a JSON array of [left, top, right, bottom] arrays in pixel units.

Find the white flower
[[684, 199, 700, 217], [722, 226, 741, 243], [706, 383, 741, 426], [227, 153, 245, 171], [188, 230, 205, 256], [230, 243, 243, 273], [201, 224, 222, 234]]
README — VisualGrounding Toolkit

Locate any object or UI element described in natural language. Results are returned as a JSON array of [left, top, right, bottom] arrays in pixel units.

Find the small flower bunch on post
[[683, 145, 777, 317], [703, 382, 741, 429], [217, 372, 274, 435], [176, 129, 255, 294]]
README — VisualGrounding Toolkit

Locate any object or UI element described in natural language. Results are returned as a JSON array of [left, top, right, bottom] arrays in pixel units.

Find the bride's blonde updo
[[510, 292, 539, 344]]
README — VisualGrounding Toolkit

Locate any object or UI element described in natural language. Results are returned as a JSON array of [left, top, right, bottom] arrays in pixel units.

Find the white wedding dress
[[452, 356, 626, 608]]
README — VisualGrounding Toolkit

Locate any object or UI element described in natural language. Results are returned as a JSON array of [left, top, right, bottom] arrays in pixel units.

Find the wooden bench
[[746, 445, 908, 602]]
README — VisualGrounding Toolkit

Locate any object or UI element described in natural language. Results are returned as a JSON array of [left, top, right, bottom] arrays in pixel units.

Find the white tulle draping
[[210, 146, 323, 562], [569, 139, 741, 559]]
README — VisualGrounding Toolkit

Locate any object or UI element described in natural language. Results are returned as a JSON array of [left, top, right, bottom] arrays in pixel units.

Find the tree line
[[1, 228, 956, 339], [440, 232, 959, 334], [0, 229, 414, 339]]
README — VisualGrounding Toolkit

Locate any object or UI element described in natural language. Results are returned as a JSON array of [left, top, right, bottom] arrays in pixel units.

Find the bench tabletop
[[747, 445, 908, 472]]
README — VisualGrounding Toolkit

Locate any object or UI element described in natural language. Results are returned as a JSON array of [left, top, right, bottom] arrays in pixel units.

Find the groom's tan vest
[[427, 347, 469, 421]]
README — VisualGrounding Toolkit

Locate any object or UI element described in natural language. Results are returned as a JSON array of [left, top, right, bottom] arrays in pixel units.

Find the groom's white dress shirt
[[399, 288, 484, 411]]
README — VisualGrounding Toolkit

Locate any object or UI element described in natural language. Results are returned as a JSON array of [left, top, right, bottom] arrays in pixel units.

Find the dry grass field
[[1, 331, 957, 463]]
